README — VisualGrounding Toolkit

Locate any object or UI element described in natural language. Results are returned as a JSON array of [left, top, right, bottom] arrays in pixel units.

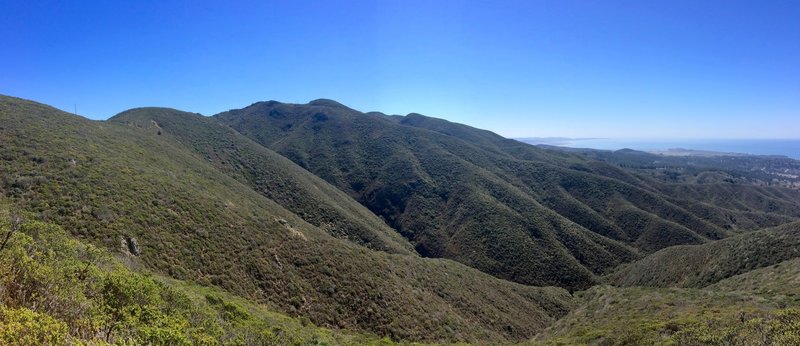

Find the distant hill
[[0, 95, 572, 343], [539, 145, 800, 189], [216, 100, 800, 290]]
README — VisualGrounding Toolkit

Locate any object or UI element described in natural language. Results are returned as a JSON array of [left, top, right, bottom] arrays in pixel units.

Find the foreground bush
[[0, 215, 392, 345]]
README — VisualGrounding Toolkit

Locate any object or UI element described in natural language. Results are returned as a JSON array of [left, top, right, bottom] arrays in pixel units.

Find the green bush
[[0, 215, 394, 345], [0, 306, 68, 346]]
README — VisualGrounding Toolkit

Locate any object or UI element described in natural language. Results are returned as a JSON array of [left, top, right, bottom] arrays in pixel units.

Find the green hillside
[[0, 95, 572, 343], [0, 208, 395, 345], [536, 247, 800, 345], [706, 257, 800, 306], [216, 100, 800, 290], [608, 221, 800, 288], [532, 285, 800, 345], [4, 94, 800, 345], [108, 107, 413, 255]]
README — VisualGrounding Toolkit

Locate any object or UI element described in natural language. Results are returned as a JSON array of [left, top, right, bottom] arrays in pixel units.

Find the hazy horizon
[[517, 137, 800, 158], [2, 1, 798, 139]]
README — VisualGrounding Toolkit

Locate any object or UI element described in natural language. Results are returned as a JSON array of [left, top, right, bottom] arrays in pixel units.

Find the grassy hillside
[[0, 209, 394, 345], [4, 94, 800, 344], [535, 219, 800, 345], [215, 100, 800, 290], [707, 258, 800, 307], [608, 221, 800, 288], [108, 107, 413, 255], [0, 95, 572, 343], [535, 251, 800, 345], [532, 285, 800, 345]]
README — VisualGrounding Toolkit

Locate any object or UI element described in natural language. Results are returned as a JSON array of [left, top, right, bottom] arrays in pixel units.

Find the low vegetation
[[609, 221, 800, 288], [217, 100, 800, 290], [3, 94, 800, 345], [0, 95, 572, 343], [0, 212, 394, 345], [533, 285, 800, 345], [109, 107, 413, 255]]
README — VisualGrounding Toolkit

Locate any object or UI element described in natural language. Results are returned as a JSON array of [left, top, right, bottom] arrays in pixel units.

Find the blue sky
[[2, 0, 798, 138]]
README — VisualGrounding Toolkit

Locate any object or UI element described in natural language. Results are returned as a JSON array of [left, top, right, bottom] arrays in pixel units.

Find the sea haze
[[519, 138, 800, 160]]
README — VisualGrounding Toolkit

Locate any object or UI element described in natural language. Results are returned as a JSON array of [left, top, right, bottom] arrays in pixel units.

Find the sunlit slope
[[609, 221, 800, 288], [532, 284, 800, 345], [109, 107, 413, 255], [534, 243, 800, 345], [706, 257, 800, 306], [0, 208, 396, 345], [0, 95, 571, 343]]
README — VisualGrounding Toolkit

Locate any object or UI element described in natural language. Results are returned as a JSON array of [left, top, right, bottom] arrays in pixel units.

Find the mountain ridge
[[4, 93, 800, 344], [0, 94, 573, 342], [214, 98, 800, 290], [109, 106, 415, 255]]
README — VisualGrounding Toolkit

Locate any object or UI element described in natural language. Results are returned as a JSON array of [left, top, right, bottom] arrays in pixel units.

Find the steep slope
[[215, 100, 800, 290], [0, 208, 395, 345], [608, 221, 800, 288], [0, 95, 572, 343], [108, 107, 413, 255]]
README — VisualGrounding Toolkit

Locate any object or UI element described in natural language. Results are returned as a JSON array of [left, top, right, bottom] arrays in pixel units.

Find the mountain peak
[[308, 98, 349, 108]]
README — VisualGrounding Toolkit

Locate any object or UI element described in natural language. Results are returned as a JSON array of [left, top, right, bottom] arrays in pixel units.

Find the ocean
[[534, 138, 800, 160]]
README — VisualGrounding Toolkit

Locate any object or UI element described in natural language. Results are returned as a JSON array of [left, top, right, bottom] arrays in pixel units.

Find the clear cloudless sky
[[1, 0, 799, 138]]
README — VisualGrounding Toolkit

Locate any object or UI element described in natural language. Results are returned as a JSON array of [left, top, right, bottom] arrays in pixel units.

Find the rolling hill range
[[537, 145, 800, 189], [0, 95, 573, 343], [3, 93, 800, 344], [215, 99, 800, 290]]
